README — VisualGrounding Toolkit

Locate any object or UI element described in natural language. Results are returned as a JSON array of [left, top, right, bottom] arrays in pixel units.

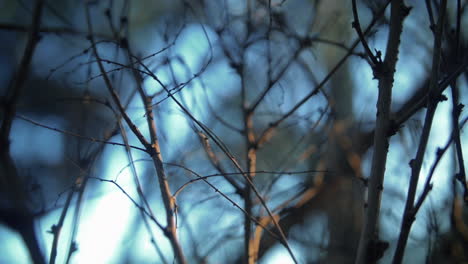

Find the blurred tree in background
[[0, 0, 467, 263]]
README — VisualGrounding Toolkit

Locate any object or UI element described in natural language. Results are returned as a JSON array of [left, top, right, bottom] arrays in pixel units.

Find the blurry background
[[0, 0, 467, 263]]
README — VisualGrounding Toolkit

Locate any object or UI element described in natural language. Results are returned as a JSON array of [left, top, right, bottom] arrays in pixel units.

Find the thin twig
[[16, 114, 147, 152], [413, 117, 467, 213], [165, 163, 282, 241], [351, 0, 380, 67], [256, 0, 392, 148], [392, 1, 447, 263]]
